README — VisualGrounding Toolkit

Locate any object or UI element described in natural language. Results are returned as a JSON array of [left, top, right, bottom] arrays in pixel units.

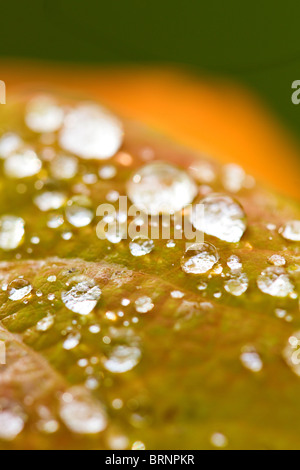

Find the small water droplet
[[127, 162, 197, 215], [63, 332, 81, 350], [240, 347, 263, 372], [25, 96, 64, 133], [0, 216, 25, 251], [103, 345, 142, 373], [283, 332, 300, 376], [257, 267, 294, 298], [99, 165, 117, 180], [132, 440, 146, 450], [191, 194, 247, 243], [34, 191, 67, 212], [222, 163, 245, 193], [135, 296, 154, 313], [59, 104, 123, 160], [65, 195, 94, 227], [36, 314, 54, 332], [0, 133, 22, 159], [4, 149, 42, 179], [129, 237, 154, 257], [0, 407, 25, 441], [224, 272, 248, 296], [268, 254, 286, 267], [227, 255, 242, 271], [279, 221, 300, 242], [181, 242, 219, 275], [171, 290, 184, 299], [50, 154, 78, 180], [59, 387, 107, 434], [8, 278, 32, 301], [210, 432, 228, 448], [62, 276, 101, 315]]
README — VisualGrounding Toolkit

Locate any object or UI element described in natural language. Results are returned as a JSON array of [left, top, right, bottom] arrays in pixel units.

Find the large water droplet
[[59, 387, 107, 434], [4, 149, 42, 179], [279, 221, 300, 242], [257, 267, 294, 297], [129, 237, 154, 257], [191, 194, 247, 243], [59, 104, 123, 160], [8, 279, 32, 301], [61, 276, 101, 315], [0, 216, 25, 251], [127, 162, 197, 215], [103, 345, 141, 373], [181, 242, 219, 274], [25, 96, 64, 133], [65, 195, 94, 227]]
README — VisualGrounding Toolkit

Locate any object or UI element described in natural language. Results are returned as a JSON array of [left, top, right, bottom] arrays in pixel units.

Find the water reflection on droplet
[[62, 276, 101, 315], [191, 194, 247, 243], [4, 149, 42, 179], [127, 162, 197, 215], [181, 242, 219, 275]]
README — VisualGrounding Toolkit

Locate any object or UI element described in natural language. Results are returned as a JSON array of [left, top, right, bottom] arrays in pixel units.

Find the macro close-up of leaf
[[0, 86, 299, 450]]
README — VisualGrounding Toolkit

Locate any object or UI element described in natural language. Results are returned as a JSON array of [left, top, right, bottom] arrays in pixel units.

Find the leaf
[[0, 93, 299, 449]]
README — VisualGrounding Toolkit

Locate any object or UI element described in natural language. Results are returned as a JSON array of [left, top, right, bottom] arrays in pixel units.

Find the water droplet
[[191, 194, 247, 243], [283, 332, 300, 376], [222, 163, 245, 193], [8, 279, 32, 301], [99, 165, 117, 180], [127, 162, 197, 215], [279, 221, 300, 242], [0, 216, 25, 251], [224, 272, 248, 296], [135, 296, 154, 313], [65, 195, 94, 227], [36, 314, 54, 332], [0, 408, 25, 441], [268, 254, 286, 267], [257, 267, 294, 298], [62, 276, 101, 315], [129, 237, 154, 257], [50, 154, 78, 180], [210, 432, 228, 448], [189, 161, 216, 183], [34, 191, 67, 212], [59, 104, 123, 160], [47, 214, 64, 228], [0, 133, 22, 159], [25, 96, 64, 133], [4, 149, 42, 179], [132, 441, 146, 450], [240, 347, 263, 372], [47, 275, 57, 283], [59, 387, 107, 434], [103, 345, 142, 373], [227, 255, 242, 271], [181, 242, 219, 274], [63, 332, 81, 350], [171, 290, 184, 299]]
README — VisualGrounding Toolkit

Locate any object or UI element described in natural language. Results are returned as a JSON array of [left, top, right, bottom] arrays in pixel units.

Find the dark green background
[[1, 0, 300, 141]]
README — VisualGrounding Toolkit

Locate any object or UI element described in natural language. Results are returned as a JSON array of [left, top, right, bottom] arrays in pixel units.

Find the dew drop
[[8, 279, 32, 301], [59, 104, 123, 160], [127, 162, 197, 215], [0, 216, 25, 251], [34, 191, 67, 212], [227, 255, 242, 271], [0, 408, 25, 441], [50, 154, 78, 180], [99, 165, 117, 180], [279, 221, 300, 242], [25, 96, 64, 133], [224, 272, 248, 296], [4, 149, 42, 179], [240, 347, 263, 372], [283, 332, 300, 376], [61, 276, 101, 315], [0, 133, 22, 159], [181, 242, 219, 275], [268, 254, 286, 267], [129, 237, 154, 257], [135, 296, 154, 313], [63, 332, 81, 351], [191, 194, 247, 243], [103, 345, 142, 373], [36, 314, 54, 332], [65, 195, 94, 227], [189, 161, 216, 183], [257, 267, 294, 298], [59, 387, 107, 434], [210, 432, 228, 448], [222, 163, 245, 193]]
